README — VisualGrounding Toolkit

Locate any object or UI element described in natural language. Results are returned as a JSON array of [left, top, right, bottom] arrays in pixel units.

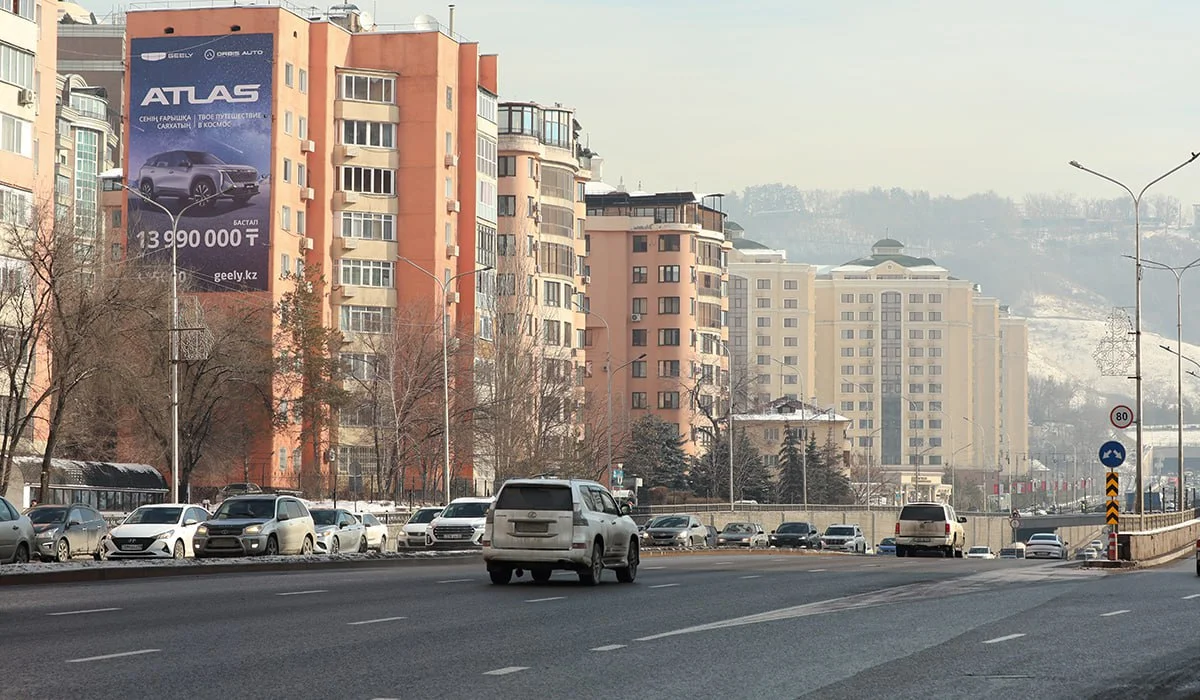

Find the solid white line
[[808, 569, 827, 572], [643, 566, 666, 570], [591, 644, 627, 652], [347, 616, 407, 626], [983, 633, 1026, 644], [1183, 594, 1200, 600], [525, 596, 566, 603], [276, 590, 327, 597], [66, 649, 160, 664], [739, 575, 762, 579], [483, 666, 528, 676], [650, 583, 680, 589], [1101, 609, 1130, 617], [438, 579, 473, 584], [47, 607, 121, 617]]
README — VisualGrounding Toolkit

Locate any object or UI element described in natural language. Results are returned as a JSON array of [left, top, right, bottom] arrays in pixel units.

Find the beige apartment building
[[732, 398, 851, 477], [584, 186, 730, 461]]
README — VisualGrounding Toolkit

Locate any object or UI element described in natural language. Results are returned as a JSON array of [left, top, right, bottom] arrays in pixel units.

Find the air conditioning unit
[[582, 275, 591, 285], [340, 190, 359, 203], [341, 145, 359, 158], [301, 139, 316, 153], [17, 89, 34, 106], [340, 237, 359, 250], [444, 154, 458, 168], [446, 199, 461, 213], [446, 244, 460, 258], [447, 291, 461, 304], [300, 187, 315, 201], [300, 237, 314, 251], [630, 313, 643, 322], [338, 285, 356, 298]]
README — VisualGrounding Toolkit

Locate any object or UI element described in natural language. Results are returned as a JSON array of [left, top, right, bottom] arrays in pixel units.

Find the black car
[[768, 521, 821, 549]]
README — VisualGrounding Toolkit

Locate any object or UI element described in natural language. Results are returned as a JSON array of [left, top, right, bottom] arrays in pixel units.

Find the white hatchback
[[104, 504, 211, 559]]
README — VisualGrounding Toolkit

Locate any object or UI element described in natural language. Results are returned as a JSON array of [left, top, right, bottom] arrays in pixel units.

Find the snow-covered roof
[[733, 409, 850, 424], [99, 167, 122, 179], [584, 181, 616, 195]]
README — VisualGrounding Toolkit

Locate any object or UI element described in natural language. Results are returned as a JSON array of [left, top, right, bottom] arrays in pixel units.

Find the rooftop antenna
[[448, 4, 455, 35]]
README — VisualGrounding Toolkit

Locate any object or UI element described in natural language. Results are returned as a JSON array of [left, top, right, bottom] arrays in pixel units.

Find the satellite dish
[[413, 13, 438, 30], [357, 10, 375, 30]]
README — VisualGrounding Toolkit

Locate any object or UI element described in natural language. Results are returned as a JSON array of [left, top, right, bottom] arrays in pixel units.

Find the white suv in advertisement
[[137, 150, 260, 207], [895, 502, 966, 558], [401, 507, 442, 549], [104, 504, 210, 559], [426, 498, 493, 549], [483, 478, 639, 586]]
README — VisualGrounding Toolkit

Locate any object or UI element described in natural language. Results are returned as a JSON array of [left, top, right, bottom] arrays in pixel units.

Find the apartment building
[[54, 73, 118, 260], [733, 398, 851, 477], [584, 186, 729, 460], [56, 4, 124, 152], [122, 4, 498, 496]]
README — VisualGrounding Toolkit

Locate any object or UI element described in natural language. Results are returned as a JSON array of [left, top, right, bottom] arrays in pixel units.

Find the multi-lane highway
[[2, 552, 1198, 699]]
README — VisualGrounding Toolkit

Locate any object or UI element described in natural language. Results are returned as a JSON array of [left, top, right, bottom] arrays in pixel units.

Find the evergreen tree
[[777, 424, 805, 503], [623, 415, 689, 490], [818, 435, 854, 504], [700, 431, 772, 502]]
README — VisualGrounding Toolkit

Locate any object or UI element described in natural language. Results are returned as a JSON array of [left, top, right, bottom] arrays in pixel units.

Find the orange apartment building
[[121, 3, 497, 497], [583, 185, 730, 463]]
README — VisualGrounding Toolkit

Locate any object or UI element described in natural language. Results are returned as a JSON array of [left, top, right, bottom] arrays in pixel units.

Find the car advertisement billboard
[[127, 33, 273, 292]]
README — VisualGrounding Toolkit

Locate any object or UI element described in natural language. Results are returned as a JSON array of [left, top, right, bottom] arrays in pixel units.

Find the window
[[784, 299, 799, 309], [631, 392, 648, 409], [756, 317, 770, 328], [842, 382, 855, 393], [909, 293, 924, 303], [0, 42, 34, 89], [543, 281, 561, 307], [909, 419, 925, 429], [340, 259, 394, 287], [841, 401, 854, 411], [859, 311, 873, 321], [632, 266, 648, 284], [282, 158, 292, 183], [841, 293, 854, 303], [342, 120, 396, 148], [909, 311, 924, 321], [860, 346, 874, 357], [631, 360, 647, 378], [929, 293, 942, 303], [298, 68, 308, 93], [631, 297, 648, 315], [658, 265, 680, 283], [929, 383, 942, 394], [297, 211, 306, 235], [283, 111, 293, 134], [930, 419, 942, 429], [1, 0, 35, 20], [632, 329, 647, 346], [930, 365, 942, 375], [341, 212, 395, 241], [632, 235, 648, 252], [498, 195, 516, 216], [909, 384, 925, 394], [910, 329, 924, 340], [542, 320, 561, 345], [859, 293, 874, 303], [930, 347, 943, 358], [658, 328, 681, 346], [477, 135, 497, 177], [841, 330, 854, 340], [658, 234, 680, 252], [281, 205, 291, 231], [930, 401, 943, 411], [0, 112, 32, 157], [841, 364, 854, 375], [497, 155, 516, 177], [909, 365, 924, 375], [280, 253, 291, 276], [285, 62, 294, 87], [929, 312, 943, 321], [340, 73, 395, 103], [658, 296, 680, 314], [339, 166, 394, 194], [340, 305, 392, 333], [658, 391, 680, 409], [841, 347, 854, 357], [784, 279, 798, 290], [298, 117, 308, 139], [756, 335, 771, 347], [445, 85, 454, 109], [929, 329, 942, 340], [297, 164, 307, 187], [0, 183, 31, 226], [859, 401, 874, 411], [658, 360, 680, 377], [910, 347, 925, 357], [756, 298, 771, 309]]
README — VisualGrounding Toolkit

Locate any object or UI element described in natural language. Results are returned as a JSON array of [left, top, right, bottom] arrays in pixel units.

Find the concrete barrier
[[1121, 517, 1200, 567]]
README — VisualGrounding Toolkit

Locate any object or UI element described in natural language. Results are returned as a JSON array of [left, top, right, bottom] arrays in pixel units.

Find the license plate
[[443, 534, 466, 539], [515, 522, 548, 534], [120, 544, 142, 551], [913, 538, 931, 543]]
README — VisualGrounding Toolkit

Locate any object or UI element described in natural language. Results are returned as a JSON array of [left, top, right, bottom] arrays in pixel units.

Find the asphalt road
[[1, 551, 1198, 700]]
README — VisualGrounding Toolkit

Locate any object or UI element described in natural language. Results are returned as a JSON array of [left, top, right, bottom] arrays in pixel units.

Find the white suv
[[820, 524, 867, 553], [895, 502, 966, 558], [483, 478, 639, 586], [426, 498, 493, 549]]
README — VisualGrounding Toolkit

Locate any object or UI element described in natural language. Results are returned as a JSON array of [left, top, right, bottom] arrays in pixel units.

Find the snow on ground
[[0, 550, 476, 577]]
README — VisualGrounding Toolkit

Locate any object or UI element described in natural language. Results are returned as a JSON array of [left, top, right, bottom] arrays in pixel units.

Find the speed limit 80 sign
[[1110, 405, 1134, 429]]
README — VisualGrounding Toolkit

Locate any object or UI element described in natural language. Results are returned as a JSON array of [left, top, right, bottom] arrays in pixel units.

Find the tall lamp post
[[606, 353, 646, 487], [397, 257, 490, 505], [573, 302, 619, 485], [1135, 254, 1200, 512], [112, 178, 230, 503], [1069, 153, 1200, 514]]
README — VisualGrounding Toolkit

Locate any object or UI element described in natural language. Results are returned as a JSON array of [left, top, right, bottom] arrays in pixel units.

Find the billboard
[[127, 33, 274, 292]]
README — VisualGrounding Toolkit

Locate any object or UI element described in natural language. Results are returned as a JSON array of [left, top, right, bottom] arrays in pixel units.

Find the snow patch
[[0, 550, 475, 577]]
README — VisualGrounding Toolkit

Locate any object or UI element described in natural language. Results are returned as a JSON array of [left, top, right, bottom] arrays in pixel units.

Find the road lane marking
[[438, 579, 473, 584], [643, 566, 666, 570], [1101, 610, 1130, 617], [66, 649, 160, 664], [591, 644, 627, 652], [347, 616, 407, 626], [713, 561, 731, 565], [1184, 594, 1200, 600], [808, 569, 827, 572], [276, 590, 327, 597], [483, 667, 528, 676], [47, 607, 121, 616], [739, 575, 762, 579], [650, 583, 680, 589], [983, 633, 1026, 644], [861, 564, 880, 568], [525, 596, 566, 603]]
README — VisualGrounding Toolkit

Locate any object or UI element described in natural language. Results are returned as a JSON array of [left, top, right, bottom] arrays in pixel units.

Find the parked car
[[426, 497, 493, 549], [875, 537, 896, 555], [820, 524, 867, 553], [998, 542, 1027, 559], [355, 512, 389, 552], [27, 504, 108, 562], [1026, 532, 1067, 560], [704, 525, 719, 548], [0, 495, 33, 564], [400, 507, 442, 549], [483, 478, 639, 585], [894, 502, 966, 558], [136, 149, 260, 207], [1075, 547, 1100, 561], [716, 522, 768, 548], [193, 494, 315, 557], [768, 521, 821, 549], [966, 546, 996, 560], [217, 483, 262, 500], [641, 515, 709, 547], [311, 508, 366, 554], [104, 503, 210, 559]]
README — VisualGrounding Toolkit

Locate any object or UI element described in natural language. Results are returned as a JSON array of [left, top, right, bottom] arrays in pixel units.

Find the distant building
[[732, 398, 851, 479]]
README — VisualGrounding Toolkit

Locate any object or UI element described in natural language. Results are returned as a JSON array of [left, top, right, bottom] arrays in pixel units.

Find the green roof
[[733, 238, 769, 250], [841, 253, 939, 268]]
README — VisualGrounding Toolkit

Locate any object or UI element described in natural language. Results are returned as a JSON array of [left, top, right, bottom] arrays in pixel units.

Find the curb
[[0, 552, 482, 586], [640, 548, 861, 558]]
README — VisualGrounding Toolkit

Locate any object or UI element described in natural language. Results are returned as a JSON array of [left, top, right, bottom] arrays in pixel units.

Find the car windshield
[[310, 510, 338, 526], [722, 523, 754, 534], [496, 485, 573, 511], [650, 517, 690, 528], [182, 150, 226, 165], [900, 505, 947, 521], [826, 526, 855, 536], [777, 523, 809, 534], [123, 507, 182, 525], [28, 507, 67, 524], [408, 509, 441, 524], [213, 499, 275, 520], [440, 502, 490, 518], [880, 538, 895, 545]]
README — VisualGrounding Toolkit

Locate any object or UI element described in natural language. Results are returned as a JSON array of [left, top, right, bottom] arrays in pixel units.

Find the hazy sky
[[89, 0, 1200, 202]]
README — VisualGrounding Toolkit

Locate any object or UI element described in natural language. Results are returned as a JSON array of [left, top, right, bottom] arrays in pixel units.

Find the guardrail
[[1117, 508, 1197, 533]]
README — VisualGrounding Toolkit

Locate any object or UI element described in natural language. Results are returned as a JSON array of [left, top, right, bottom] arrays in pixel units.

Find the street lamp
[[572, 301, 619, 486], [1070, 153, 1200, 514], [113, 178, 231, 503], [397, 257, 490, 505], [1135, 254, 1200, 512], [606, 352, 646, 487]]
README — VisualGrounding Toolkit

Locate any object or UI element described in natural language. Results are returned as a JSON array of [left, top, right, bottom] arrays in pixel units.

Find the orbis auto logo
[[140, 84, 261, 106]]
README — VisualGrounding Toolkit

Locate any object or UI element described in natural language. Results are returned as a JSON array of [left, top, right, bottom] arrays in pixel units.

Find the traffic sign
[[1099, 441, 1126, 468], [1110, 405, 1134, 429], [1009, 517, 1021, 530], [1105, 471, 1119, 498], [1105, 499, 1120, 526], [1010, 509, 1020, 519]]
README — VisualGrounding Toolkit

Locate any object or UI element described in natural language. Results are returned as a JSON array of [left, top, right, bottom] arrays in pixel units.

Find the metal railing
[[1117, 508, 1197, 532]]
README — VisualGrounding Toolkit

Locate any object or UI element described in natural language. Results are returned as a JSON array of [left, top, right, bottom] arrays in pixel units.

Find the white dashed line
[[438, 579, 473, 584], [650, 583, 680, 589], [347, 616, 407, 626], [591, 644, 627, 652], [983, 633, 1026, 644], [483, 667, 529, 676], [1184, 594, 1200, 600], [861, 564, 880, 568], [1101, 610, 1130, 617], [739, 575, 762, 579], [525, 596, 566, 603], [808, 569, 827, 573], [643, 566, 666, 570], [66, 649, 160, 664], [276, 590, 326, 597], [713, 561, 731, 565], [47, 607, 121, 616]]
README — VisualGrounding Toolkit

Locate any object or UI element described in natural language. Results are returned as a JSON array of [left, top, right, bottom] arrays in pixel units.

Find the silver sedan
[[311, 508, 366, 554]]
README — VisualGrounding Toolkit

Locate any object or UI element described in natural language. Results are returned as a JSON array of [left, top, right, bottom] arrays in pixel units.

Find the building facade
[[54, 73, 118, 261], [583, 187, 729, 459], [56, 5, 123, 154], [733, 399, 851, 478]]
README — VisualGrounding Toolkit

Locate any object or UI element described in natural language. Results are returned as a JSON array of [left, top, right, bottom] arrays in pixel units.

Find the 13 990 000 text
[[135, 227, 262, 250]]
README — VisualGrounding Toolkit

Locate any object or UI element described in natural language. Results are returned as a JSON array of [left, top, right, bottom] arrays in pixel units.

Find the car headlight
[[196, 525, 208, 535], [675, 533, 688, 539], [155, 530, 175, 541], [717, 537, 726, 543], [36, 529, 56, 539], [244, 525, 263, 535]]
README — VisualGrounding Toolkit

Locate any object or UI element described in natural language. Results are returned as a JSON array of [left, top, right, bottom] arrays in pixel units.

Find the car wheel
[[579, 539, 604, 586], [93, 546, 107, 562], [379, 536, 387, 553], [896, 546, 906, 557], [616, 538, 639, 584], [300, 536, 314, 555], [55, 539, 70, 563], [944, 545, 954, 559], [265, 535, 280, 556], [139, 179, 156, 201], [172, 540, 186, 559], [14, 543, 29, 564], [190, 177, 217, 207], [358, 537, 368, 554], [331, 537, 340, 555], [489, 567, 512, 585], [531, 568, 552, 584]]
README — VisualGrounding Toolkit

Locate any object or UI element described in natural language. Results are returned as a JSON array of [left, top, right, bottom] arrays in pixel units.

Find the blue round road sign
[[1099, 440, 1126, 468]]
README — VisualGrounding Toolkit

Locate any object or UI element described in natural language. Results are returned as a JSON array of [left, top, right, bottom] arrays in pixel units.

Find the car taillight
[[894, 522, 900, 535], [945, 522, 951, 535], [572, 503, 587, 527]]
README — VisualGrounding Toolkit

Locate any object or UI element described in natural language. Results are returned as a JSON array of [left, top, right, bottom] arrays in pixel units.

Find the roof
[[584, 190, 717, 209], [584, 181, 617, 195], [15, 457, 167, 490], [838, 253, 941, 269], [874, 238, 905, 248], [733, 238, 769, 250]]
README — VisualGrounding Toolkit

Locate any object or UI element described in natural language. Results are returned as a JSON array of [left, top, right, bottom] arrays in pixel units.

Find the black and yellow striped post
[[1105, 471, 1119, 560]]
